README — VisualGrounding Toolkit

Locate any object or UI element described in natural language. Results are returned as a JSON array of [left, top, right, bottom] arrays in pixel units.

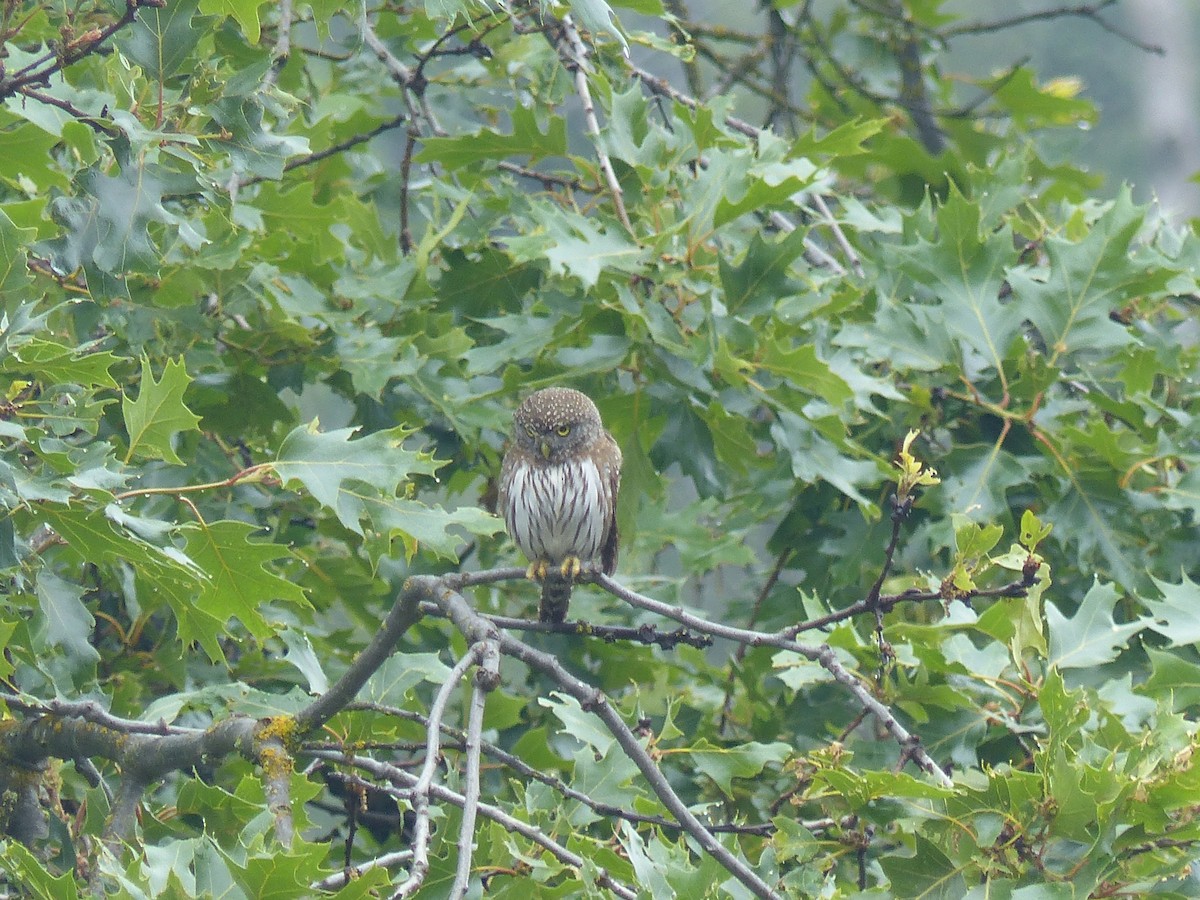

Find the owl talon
[[560, 556, 582, 580], [526, 560, 550, 581]]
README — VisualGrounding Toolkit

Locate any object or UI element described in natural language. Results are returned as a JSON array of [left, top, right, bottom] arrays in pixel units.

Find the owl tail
[[539, 575, 573, 623]]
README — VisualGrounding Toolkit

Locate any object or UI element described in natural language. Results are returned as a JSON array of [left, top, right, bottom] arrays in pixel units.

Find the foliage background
[[1, 0, 1199, 897]]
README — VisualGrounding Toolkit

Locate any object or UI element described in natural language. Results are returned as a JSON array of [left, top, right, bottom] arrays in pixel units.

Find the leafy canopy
[[1, 0, 1199, 897]]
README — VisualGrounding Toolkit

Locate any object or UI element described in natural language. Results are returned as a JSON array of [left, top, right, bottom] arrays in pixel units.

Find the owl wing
[[599, 433, 622, 575], [497, 443, 515, 513]]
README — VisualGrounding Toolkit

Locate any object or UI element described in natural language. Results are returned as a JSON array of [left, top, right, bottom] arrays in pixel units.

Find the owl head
[[512, 388, 603, 463]]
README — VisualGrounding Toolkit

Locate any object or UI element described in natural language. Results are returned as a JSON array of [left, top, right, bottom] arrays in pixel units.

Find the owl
[[498, 388, 622, 623]]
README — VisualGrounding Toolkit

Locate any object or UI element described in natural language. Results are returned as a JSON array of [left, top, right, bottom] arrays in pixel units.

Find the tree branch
[[451, 641, 498, 899], [293, 586, 425, 735], [549, 15, 634, 234], [415, 576, 783, 899]]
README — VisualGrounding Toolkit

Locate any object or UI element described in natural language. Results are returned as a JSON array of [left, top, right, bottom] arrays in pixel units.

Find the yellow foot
[[559, 556, 582, 579], [526, 560, 549, 581]]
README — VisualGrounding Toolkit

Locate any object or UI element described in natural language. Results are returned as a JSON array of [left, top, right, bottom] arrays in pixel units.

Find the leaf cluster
[[0, 0, 1198, 897]]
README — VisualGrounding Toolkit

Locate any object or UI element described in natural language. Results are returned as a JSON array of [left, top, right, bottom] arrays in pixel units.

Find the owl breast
[[504, 455, 608, 565]]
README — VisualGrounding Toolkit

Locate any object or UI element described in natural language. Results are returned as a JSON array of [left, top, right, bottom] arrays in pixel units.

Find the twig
[[784, 573, 1035, 637], [864, 494, 913, 640], [551, 16, 634, 234], [713, 45, 773, 103], [419, 602, 712, 648], [1, 0, 154, 96], [342, 701, 775, 836], [311, 850, 414, 891], [15, 87, 115, 133], [262, 0, 293, 91], [941, 0, 1163, 54], [809, 194, 864, 277], [2, 696, 187, 736], [497, 160, 588, 191], [231, 111, 408, 191], [311, 752, 640, 899]]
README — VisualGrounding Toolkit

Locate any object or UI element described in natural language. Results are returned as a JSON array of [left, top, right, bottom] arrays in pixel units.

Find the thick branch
[[293, 587, 425, 734]]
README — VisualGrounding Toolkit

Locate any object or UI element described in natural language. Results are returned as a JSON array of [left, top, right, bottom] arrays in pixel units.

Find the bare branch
[[1, 0, 154, 97], [942, 0, 1164, 54], [550, 16, 634, 234], [394, 643, 487, 899], [260, 732, 295, 846], [262, 0, 294, 92], [420, 602, 713, 648], [412, 576, 783, 899], [451, 641, 498, 899], [311, 849, 414, 892], [293, 587, 425, 734]]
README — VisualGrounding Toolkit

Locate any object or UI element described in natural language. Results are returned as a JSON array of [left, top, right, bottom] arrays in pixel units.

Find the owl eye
[[556, 425, 571, 437], [525, 425, 537, 438]]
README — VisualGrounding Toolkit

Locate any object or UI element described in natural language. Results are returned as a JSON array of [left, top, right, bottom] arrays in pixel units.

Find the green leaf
[[179, 520, 309, 640], [568, 0, 628, 49], [523, 211, 647, 290], [758, 339, 853, 405], [888, 184, 1021, 383], [417, 105, 568, 169], [37, 504, 221, 659], [878, 834, 967, 899], [1144, 573, 1200, 647], [953, 517, 1003, 560], [718, 226, 810, 316], [1046, 579, 1151, 669], [272, 423, 443, 533], [0, 338, 119, 388], [355, 494, 504, 562], [0, 207, 36, 299], [0, 842, 80, 900], [224, 840, 329, 897], [1009, 189, 1161, 368], [683, 739, 790, 798], [543, 693, 617, 756], [791, 117, 885, 160], [210, 89, 309, 179], [278, 627, 329, 694], [199, 0, 261, 43], [1143, 648, 1200, 710], [119, 0, 203, 80], [41, 141, 194, 281], [34, 569, 100, 670], [122, 356, 203, 464]]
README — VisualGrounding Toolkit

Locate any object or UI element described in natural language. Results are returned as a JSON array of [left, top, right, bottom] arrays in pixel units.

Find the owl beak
[[539, 441, 552, 459]]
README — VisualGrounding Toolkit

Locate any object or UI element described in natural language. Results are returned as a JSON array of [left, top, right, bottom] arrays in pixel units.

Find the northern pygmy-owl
[[498, 387, 622, 623]]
